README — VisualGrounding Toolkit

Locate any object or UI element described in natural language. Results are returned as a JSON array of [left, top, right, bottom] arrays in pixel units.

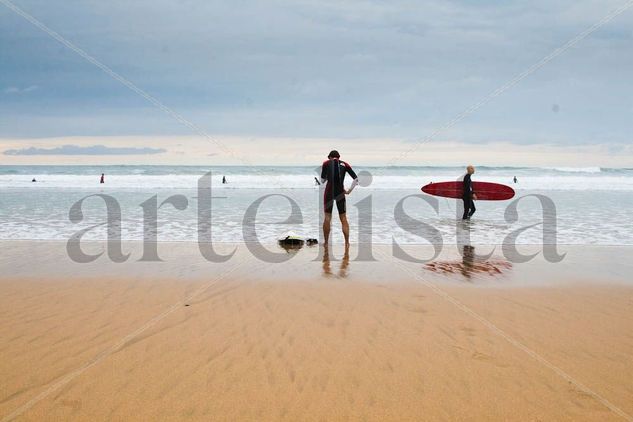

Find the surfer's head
[[467, 165, 475, 174], [328, 150, 340, 159]]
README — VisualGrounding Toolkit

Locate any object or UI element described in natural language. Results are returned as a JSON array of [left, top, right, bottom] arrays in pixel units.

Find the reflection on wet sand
[[322, 246, 350, 278], [425, 245, 512, 281], [278, 239, 319, 255], [278, 243, 304, 254]]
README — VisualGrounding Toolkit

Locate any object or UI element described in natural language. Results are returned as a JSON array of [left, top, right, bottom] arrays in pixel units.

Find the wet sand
[[1, 241, 633, 421]]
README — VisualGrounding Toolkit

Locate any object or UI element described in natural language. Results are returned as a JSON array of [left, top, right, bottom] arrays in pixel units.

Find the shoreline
[[2, 240, 632, 286]]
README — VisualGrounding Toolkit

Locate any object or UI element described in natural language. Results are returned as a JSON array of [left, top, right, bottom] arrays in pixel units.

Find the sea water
[[1, 165, 632, 245]]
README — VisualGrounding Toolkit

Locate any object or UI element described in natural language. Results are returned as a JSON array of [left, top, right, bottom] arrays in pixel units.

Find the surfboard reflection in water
[[322, 246, 350, 278], [425, 245, 512, 281]]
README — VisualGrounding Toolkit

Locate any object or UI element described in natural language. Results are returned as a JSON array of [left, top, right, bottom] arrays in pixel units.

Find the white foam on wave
[[2, 172, 632, 191], [546, 166, 602, 173]]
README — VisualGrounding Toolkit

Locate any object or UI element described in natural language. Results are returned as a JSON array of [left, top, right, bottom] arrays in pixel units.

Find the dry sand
[[1, 242, 633, 421]]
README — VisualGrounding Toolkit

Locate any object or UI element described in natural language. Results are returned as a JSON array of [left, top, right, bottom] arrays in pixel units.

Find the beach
[[1, 241, 632, 421], [3, 0, 633, 418]]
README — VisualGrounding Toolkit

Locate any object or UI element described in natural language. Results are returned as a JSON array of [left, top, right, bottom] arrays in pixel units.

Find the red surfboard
[[421, 181, 515, 200]]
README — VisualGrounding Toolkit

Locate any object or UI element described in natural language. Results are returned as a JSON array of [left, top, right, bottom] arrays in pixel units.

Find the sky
[[1, 0, 632, 166]]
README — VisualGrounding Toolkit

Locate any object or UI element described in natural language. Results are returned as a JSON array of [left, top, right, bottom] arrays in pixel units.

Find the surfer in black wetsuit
[[462, 165, 477, 220], [320, 150, 358, 246]]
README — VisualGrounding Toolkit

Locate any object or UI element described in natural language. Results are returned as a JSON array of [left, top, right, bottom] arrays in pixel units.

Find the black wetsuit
[[462, 173, 476, 219], [321, 159, 357, 214]]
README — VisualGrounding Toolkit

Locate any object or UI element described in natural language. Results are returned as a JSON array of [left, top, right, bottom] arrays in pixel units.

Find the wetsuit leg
[[324, 185, 334, 214], [335, 193, 346, 214], [468, 200, 476, 217], [325, 183, 347, 214], [462, 197, 471, 220]]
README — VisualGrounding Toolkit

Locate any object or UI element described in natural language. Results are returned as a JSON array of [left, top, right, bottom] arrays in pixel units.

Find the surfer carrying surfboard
[[421, 171, 514, 205], [462, 165, 477, 220], [320, 150, 358, 246]]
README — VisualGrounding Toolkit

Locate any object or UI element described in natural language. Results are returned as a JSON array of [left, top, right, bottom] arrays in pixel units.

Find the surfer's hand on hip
[[345, 189, 351, 195]]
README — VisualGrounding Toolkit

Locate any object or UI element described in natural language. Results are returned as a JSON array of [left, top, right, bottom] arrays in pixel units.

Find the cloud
[[3, 144, 166, 156], [3, 85, 38, 94], [0, 0, 631, 148]]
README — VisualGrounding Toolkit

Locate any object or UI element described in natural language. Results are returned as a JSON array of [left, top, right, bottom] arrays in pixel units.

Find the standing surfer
[[320, 150, 358, 247], [462, 165, 477, 220], [100, 173, 105, 184]]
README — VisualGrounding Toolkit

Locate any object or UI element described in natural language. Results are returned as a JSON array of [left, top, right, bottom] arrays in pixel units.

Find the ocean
[[1, 165, 632, 245]]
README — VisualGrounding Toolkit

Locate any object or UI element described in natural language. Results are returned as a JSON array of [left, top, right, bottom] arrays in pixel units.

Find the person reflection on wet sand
[[424, 245, 512, 282], [461, 245, 475, 279], [322, 245, 351, 278], [339, 246, 350, 278], [322, 246, 332, 276]]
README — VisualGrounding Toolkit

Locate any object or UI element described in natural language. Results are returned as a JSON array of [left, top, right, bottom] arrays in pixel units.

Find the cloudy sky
[[1, 0, 632, 165]]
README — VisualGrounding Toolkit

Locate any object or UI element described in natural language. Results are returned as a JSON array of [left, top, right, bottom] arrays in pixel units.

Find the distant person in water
[[32, 178, 36, 182], [222, 176, 227, 184], [513, 176, 518, 184], [462, 165, 477, 220], [314, 177, 321, 186], [100, 173, 105, 184], [321, 150, 358, 247]]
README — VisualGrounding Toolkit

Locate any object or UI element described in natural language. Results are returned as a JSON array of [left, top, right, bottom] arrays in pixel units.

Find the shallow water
[[1, 185, 631, 245]]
